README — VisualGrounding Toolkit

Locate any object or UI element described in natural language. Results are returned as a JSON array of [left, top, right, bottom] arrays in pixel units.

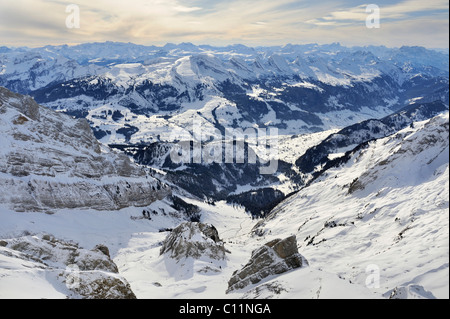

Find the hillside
[[0, 86, 170, 212], [1, 43, 448, 144], [254, 112, 449, 298]]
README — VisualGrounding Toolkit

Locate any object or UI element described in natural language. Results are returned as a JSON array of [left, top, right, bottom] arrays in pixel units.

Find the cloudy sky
[[0, 0, 448, 48]]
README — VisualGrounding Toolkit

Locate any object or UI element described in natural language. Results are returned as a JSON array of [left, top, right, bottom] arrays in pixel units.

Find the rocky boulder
[[227, 235, 307, 293], [160, 222, 227, 261], [0, 234, 136, 299], [388, 285, 436, 299]]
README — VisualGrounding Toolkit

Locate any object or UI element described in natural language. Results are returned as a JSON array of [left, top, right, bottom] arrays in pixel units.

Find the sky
[[0, 0, 448, 48]]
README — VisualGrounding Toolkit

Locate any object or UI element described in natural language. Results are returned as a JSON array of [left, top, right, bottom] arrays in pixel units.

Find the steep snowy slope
[[1, 111, 448, 299], [254, 112, 449, 299], [109, 128, 336, 216], [0, 87, 170, 212], [0, 50, 104, 94]]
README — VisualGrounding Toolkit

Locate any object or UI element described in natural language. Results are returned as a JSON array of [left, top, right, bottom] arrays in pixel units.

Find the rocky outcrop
[[160, 222, 227, 261], [0, 234, 136, 299], [227, 236, 307, 293], [0, 179, 170, 212], [0, 87, 171, 212], [388, 285, 436, 299], [69, 272, 136, 299]]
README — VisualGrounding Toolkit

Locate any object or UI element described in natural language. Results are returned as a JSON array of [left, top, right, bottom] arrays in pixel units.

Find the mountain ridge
[[1, 42, 448, 144], [0, 42, 448, 299], [0, 86, 171, 212]]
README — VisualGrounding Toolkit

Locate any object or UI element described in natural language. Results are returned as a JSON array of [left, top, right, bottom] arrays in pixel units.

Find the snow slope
[[255, 113, 450, 299], [1, 42, 448, 144], [0, 198, 377, 299], [1, 113, 448, 299], [0, 58, 448, 300]]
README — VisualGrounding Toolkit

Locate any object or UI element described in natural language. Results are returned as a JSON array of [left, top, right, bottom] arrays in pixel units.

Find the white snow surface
[[257, 113, 449, 299], [0, 199, 376, 299], [0, 110, 448, 299]]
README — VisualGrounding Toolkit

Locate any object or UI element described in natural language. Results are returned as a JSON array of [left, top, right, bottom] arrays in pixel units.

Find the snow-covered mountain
[[296, 100, 449, 175], [0, 87, 170, 212], [1, 105, 447, 299], [0, 42, 449, 300], [253, 112, 449, 299], [1, 42, 448, 144], [0, 235, 137, 299], [105, 100, 448, 217]]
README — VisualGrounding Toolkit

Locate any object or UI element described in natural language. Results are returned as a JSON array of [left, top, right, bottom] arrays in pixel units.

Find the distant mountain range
[[1, 42, 448, 145]]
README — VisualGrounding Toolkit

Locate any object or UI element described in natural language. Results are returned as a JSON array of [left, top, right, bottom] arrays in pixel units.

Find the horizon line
[[2, 40, 449, 51]]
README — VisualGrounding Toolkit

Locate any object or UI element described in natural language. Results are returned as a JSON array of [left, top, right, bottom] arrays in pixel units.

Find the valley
[[0, 42, 448, 299]]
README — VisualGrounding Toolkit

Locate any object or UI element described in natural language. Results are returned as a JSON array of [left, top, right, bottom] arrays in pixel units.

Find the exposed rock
[[0, 86, 171, 212], [94, 244, 111, 258], [388, 285, 436, 299], [242, 281, 288, 299], [160, 222, 227, 261], [74, 249, 119, 274], [1, 235, 136, 299], [0, 87, 41, 121], [69, 272, 136, 299], [227, 235, 307, 293]]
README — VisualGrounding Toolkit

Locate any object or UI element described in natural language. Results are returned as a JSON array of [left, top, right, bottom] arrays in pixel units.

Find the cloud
[[172, 5, 202, 13], [0, 0, 448, 48], [309, 0, 449, 26]]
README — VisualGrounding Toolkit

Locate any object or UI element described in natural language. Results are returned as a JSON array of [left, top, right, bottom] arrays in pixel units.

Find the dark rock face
[[93, 244, 111, 259], [160, 222, 227, 261], [227, 236, 307, 293]]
